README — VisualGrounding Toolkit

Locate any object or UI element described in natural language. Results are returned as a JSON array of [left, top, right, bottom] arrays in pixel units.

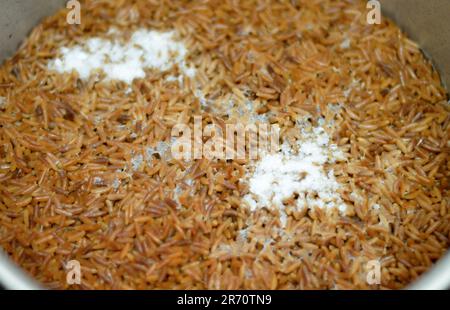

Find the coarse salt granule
[[49, 29, 195, 84], [243, 123, 347, 226], [340, 38, 351, 49], [93, 176, 104, 186], [112, 178, 121, 190], [131, 154, 144, 171]]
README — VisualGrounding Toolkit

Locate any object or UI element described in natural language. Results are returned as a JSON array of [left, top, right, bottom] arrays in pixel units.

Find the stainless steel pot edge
[[0, 0, 65, 290], [408, 252, 450, 290], [0, 250, 42, 290], [381, 0, 450, 290], [0, 0, 449, 290], [381, 0, 450, 92]]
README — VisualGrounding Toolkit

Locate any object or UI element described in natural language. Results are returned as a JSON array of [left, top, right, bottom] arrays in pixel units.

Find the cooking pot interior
[[0, 0, 448, 290]]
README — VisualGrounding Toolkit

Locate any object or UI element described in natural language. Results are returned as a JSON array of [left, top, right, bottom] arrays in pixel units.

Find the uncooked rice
[[0, 0, 448, 289]]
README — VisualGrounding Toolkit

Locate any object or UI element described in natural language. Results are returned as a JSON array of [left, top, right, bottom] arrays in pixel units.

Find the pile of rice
[[0, 0, 448, 289]]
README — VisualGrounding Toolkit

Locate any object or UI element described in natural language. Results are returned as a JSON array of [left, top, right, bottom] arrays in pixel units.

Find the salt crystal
[[194, 89, 208, 107], [372, 204, 381, 211], [327, 102, 343, 113], [238, 228, 248, 241], [112, 178, 120, 190], [145, 146, 155, 158], [166, 75, 184, 85], [244, 268, 253, 279], [279, 211, 288, 227], [131, 154, 144, 171], [243, 121, 347, 225], [49, 28, 195, 85], [185, 179, 194, 187], [343, 89, 353, 99], [156, 141, 170, 156], [93, 177, 103, 185], [340, 38, 351, 49]]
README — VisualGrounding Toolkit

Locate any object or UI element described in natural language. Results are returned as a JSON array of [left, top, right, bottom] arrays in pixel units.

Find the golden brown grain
[[0, 0, 448, 290]]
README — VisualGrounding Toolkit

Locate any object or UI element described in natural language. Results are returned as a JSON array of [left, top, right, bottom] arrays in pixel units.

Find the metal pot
[[0, 0, 448, 290]]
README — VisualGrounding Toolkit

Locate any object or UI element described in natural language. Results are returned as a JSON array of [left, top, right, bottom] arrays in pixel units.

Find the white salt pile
[[243, 123, 347, 225], [49, 29, 195, 84]]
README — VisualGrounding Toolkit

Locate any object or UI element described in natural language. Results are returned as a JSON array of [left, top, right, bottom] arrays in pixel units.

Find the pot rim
[[1, 248, 449, 290]]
